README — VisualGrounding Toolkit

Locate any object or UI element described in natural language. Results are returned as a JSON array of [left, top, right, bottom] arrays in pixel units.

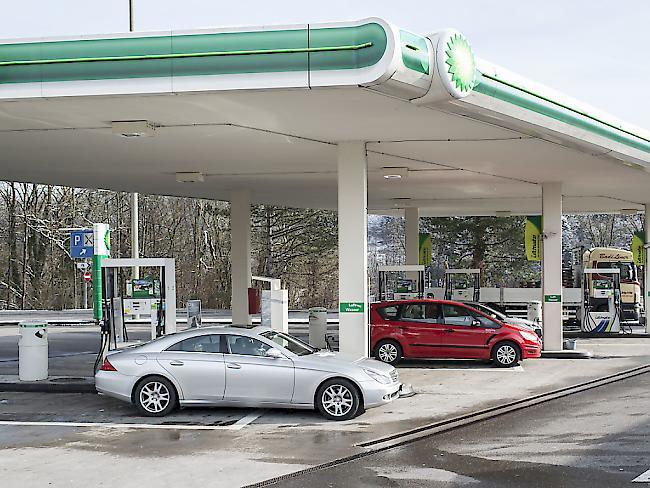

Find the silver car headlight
[[363, 368, 391, 385]]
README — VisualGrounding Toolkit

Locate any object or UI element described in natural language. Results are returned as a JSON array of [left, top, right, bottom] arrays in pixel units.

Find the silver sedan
[[95, 326, 401, 420]]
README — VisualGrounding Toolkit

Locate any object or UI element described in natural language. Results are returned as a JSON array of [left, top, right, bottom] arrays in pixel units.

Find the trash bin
[[308, 307, 328, 349], [18, 321, 48, 381], [563, 339, 578, 351]]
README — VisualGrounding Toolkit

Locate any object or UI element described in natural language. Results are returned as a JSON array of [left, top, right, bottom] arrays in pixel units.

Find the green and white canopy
[[0, 18, 648, 215]]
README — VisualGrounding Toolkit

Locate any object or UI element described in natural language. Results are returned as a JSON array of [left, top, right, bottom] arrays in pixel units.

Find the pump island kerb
[[1, 18, 649, 358]]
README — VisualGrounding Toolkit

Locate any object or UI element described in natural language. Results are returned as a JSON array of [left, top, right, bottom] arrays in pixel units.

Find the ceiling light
[[620, 208, 638, 216], [382, 167, 409, 180], [392, 197, 412, 207], [495, 210, 512, 217], [111, 120, 156, 138], [175, 172, 205, 183]]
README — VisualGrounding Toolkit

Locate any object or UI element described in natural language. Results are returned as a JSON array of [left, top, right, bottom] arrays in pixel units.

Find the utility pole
[[129, 0, 134, 32]]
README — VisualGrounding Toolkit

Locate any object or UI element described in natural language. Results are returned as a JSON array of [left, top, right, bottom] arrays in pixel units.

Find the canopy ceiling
[[0, 18, 648, 216]]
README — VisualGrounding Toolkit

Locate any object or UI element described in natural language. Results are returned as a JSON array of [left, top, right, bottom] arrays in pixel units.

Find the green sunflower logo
[[445, 33, 476, 93]]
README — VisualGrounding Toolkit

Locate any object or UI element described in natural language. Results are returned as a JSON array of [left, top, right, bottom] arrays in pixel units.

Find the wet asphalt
[[270, 371, 650, 487]]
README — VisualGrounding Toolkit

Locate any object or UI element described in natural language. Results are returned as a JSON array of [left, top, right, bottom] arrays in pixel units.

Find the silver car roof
[[131, 325, 275, 352]]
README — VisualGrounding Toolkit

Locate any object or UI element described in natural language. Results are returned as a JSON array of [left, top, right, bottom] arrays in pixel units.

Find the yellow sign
[[525, 216, 542, 261], [419, 233, 432, 265], [633, 231, 646, 266]]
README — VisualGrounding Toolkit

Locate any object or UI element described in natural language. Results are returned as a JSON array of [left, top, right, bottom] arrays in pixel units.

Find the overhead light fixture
[[381, 167, 409, 180], [392, 197, 412, 207], [495, 210, 512, 217], [111, 120, 156, 138], [620, 208, 639, 216], [175, 172, 205, 183]]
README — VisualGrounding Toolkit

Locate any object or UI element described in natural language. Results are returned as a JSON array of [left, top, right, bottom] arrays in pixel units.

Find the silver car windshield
[[473, 303, 506, 321], [260, 331, 317, 356]]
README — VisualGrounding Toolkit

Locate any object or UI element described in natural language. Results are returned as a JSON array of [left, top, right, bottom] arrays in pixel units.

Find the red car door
[[397, 302, 447, 358], [440, 303, 496, 359]]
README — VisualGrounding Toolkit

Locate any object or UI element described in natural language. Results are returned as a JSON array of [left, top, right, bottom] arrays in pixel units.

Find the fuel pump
[[581, 268, 622, 333], [94, 257, 176, 372], [444, 269, 481, 302], [377, 265, 425, 301]]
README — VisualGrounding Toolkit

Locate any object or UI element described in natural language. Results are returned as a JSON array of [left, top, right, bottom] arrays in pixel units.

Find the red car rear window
[[376, 305, 399, 320]]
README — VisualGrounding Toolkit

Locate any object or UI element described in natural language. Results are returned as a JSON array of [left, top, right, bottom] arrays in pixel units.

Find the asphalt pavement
[[1, 340, 650, 487], [271, 371, 650, 487]]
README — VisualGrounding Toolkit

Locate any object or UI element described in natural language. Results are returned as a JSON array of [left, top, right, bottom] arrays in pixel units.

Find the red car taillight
[[99, 358, 117, 371]]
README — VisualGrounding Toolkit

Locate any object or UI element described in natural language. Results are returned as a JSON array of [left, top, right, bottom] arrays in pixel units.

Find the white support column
[[337, 142, 369, 358], [231, 190, 252, 326], [542, 182, 563, 351], [131, 193, 139, 278], [405, 207, 420, 266], [645, 204, 650, 334], [131, 192, 140, 320]]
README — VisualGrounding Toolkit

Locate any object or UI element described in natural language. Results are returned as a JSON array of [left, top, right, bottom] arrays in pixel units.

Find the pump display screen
[[127, 279, 161, 298], [592, 279, 613, 290], [396, 278, 416, 293]]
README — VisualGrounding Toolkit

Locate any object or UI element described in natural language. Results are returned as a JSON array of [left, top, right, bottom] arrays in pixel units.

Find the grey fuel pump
[[580, 267, 622, 333]]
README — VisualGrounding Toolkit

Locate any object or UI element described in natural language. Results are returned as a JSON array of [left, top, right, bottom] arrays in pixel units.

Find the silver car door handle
[[227, 363, 241, 369], [169, 360, 184, 366]]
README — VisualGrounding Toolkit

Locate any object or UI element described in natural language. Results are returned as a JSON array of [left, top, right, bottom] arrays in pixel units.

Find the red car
[[370, 299, 542, 367]]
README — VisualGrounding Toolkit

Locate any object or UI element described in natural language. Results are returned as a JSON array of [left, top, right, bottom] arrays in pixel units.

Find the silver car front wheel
[[316, 379, 361, 421]]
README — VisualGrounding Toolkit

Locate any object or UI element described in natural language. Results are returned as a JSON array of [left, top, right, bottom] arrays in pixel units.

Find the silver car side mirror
[[265, 348, 283, 359]]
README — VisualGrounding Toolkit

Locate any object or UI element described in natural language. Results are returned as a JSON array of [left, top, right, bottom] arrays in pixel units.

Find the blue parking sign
[[70, 230, 94, 258]]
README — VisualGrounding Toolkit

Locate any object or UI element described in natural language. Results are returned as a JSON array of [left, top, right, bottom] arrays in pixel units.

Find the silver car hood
[[505, 317, 540, 329], [294, 350, 395, 375]]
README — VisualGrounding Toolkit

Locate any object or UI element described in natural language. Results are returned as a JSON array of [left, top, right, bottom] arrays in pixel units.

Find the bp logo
[[104, 229, 111, 251], [441, 32, 477, 97]]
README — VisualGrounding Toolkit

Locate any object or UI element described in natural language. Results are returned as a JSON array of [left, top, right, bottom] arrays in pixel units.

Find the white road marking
[[229, 409, 265, 430], [0, 414, 265, 432], [632, 469, 650, 482], [424, 366, 524, 372]]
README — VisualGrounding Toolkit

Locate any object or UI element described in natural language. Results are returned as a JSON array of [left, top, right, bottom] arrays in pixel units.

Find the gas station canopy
[[0, 18, 648, 216]]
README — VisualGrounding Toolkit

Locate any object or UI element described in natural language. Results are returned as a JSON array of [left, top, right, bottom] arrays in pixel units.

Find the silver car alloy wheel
[[496, 345, 517, 365], [378, 343, 398, 363], [321, 384, 354, 417], [139, 381, 171, 413]]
